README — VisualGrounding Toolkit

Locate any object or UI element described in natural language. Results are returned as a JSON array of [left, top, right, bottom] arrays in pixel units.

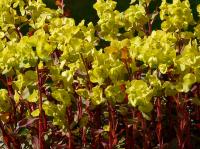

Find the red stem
[[78, 96, 83, 120], [167, 96, 174, 140], [82, 126, 87, 147], [124, 115, 132, 149], [77, 96, 87, 147], [85, 102, 97, 148], [66, 106, 74, 149], [36, 66, 44, 149], [0, 120, 20, 149], [156, 97, 163, 149], [0, 121, 11, 148], [6, 77, 17, 125], [142, 118, 148, 149], [131, 108, 136, 149], [108, 102, 117, 149], [123, 59, 132, 81], [175, 93, 191, 149], [138, 112, 149, 149]]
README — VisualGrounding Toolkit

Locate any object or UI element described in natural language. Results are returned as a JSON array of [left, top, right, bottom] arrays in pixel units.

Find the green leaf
[[51, 89, 71, 106], [76, 89, 89, 99], [14, 90, 20, 104], [0, 89, 11, 112], [159, 64, 168, 74], [42, 101, 57, 116], [182, 73, 196, 92], [27, 90, 38, 102], [139, 102, 153, 113], [141, 112, 151, 120], [91, 85, 105, 105], [89, 66, 108, 85], [162, 81, 177, 96], [31, 109, 40, 117], [22, 87, 30, 99], [197, 4, 200, 14], [14, 74, 24, 90], [130, 0, 136, 4], [109, 64, 126, 82], [0, 32, 4, 38], [103, 125, 110, 132], [126, 80, 153, 114], [105, 85, 125, 103], [19, 128, 29, 136]]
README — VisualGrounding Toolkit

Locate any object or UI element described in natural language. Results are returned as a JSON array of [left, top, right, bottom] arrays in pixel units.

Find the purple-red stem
[[167, 96, 174, 140], [0, 121, 11, 148], [6, 77, 17, 126], [66, 106, 74, 149], [124, 118, 129, 149], [108, 102, 117, 149], [138, 112, 149, 149], [77, 96, 87, 146], [156, 97, 163, 149], [36, 66, 44, 149], [0, 120, 20, 149], [174, 94, 191, 149], [131, 108, 136, 149], [85, 102, 96, 148]]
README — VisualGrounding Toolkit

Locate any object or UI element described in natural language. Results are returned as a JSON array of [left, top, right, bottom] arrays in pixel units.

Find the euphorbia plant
[[0, 0, 200, 148]]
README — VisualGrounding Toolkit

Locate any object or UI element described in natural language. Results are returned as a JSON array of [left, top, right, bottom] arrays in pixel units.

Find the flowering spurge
[[0, 0, 199, 149]]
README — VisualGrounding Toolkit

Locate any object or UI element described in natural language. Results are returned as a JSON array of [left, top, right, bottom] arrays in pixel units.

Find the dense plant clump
[[0, 0, 200, 148]]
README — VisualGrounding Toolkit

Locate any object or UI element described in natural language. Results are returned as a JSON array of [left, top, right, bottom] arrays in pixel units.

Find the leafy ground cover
[[0, 0, 200, 148]]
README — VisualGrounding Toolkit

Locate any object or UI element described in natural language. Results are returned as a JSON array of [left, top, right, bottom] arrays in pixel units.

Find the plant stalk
[[36, 66, 44, 149]]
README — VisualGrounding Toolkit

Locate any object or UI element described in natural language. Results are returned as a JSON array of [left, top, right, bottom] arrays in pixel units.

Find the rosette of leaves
[[105, 83, 126, 103], [124, 2, 148, 33], [0, 36, 39, 75], [160, 0, 195, 31], [176, 40, 200, 72], [26, 0, 59, 29], [126, 80, 153, 114], [88, 51, 109, 85], [89, 49, 127, 85], [94, 0, 149, 40], [137, 30, 177, 72], [48, 18, 97, 64], [94, 0, 121, 40], [91, 85, 105, 105]]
